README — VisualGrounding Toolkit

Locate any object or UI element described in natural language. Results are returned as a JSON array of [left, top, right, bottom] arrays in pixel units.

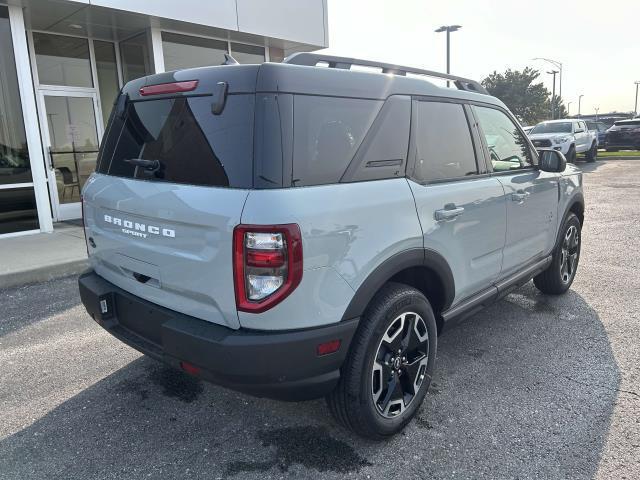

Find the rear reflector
[[317, 339, 341, 356], [180, 361, 201, 376], [246, 249, 285, 268], [139, 80, 199, 96]]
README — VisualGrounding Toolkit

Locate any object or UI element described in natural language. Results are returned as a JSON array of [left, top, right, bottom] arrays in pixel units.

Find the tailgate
[[83, 175, 248, 329]]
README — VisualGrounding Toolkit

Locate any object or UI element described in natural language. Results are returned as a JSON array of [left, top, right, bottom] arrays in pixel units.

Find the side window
[[292, 96, 382, 186], [473, 105, 534, 172], [413, 101, 477, 182]]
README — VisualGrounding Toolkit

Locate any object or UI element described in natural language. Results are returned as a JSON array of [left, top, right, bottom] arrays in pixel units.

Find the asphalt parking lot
[[1, 158, 639, 480]]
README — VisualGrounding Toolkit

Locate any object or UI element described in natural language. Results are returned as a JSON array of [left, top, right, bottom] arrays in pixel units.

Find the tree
[[546, 95, 568, 119], [482, 67, 554, 125]]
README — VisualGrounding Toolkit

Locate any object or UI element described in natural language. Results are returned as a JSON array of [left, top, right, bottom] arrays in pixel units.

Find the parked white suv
[[529, 119, 597, 162]]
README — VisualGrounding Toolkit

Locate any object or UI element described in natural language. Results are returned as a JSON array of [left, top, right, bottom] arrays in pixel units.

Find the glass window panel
[[293, 96, 382, 186], [162, 32, 227, 71], [473, 105, 534, 171], [0, 7, 32, 186], [0, 187, 39, 234], [413, 102, 477, 182], [45, 96, 99, 204], [120, 33, 151, 83], [231, 42, 265, 64], [94, 40, 120, 128], [33, 32, 92, 87]]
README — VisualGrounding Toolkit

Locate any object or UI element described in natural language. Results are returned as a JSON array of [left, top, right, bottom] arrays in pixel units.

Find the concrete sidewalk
[[0, 223, 88, 289]]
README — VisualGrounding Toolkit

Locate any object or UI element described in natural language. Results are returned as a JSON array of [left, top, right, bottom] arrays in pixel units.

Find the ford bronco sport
[[79, 53, 584, 439]]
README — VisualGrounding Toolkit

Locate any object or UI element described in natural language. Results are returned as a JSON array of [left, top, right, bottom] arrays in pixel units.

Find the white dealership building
[[0, 0, 328, 237]]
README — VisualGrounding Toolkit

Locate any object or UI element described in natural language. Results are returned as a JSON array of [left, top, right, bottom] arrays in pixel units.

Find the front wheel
[[534, 213, 581, 294], [326, 283, 437, 439], [566, 146, 576, 163], [586, 142, 597, 162]]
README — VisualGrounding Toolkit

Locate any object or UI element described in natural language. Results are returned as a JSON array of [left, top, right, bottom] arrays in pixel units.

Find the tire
[[326, 282, 437, 439], [534, 213, 581, 295], [585, 142, 597, 162], [566, 145, 576, 163]]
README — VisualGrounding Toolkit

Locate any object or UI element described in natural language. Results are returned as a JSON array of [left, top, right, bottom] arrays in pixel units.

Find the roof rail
[[283, 52, 489, 95]]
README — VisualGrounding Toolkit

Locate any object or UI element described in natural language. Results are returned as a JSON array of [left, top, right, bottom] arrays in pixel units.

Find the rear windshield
[[614, 120, 640, 127], [97, 94, 254, 188]]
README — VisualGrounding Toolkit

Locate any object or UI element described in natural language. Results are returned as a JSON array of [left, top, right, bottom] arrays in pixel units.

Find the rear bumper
[[78, 270, 358, 401]]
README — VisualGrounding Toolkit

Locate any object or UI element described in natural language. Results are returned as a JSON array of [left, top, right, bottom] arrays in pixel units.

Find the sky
[[320, 0, 640, 114]]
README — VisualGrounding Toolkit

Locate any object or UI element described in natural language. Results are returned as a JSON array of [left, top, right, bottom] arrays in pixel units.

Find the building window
[[94, 40, 119, 127], [162, 32, 227, 71], [230, 42, 265, 64], [0, 6, 39, 234], [32, 32, 93, 88], [120, 32, 152, 83]]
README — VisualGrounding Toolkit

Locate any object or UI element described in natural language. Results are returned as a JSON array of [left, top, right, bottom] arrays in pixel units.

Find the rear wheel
[[534, 213, 581, 294], [326, 283, 437, 439], [586, 142, 597, 162], [566, 145, 576, 163]]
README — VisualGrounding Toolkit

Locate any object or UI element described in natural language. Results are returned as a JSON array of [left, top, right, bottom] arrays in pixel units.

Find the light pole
[[548, 70, 559, 119], [635, 81, 640, 117], [534, 57, 563, 104], [567, 101, 572, 117], [435, 25, 462, 87], [578, 94, 584, 117], [595, 107, 599, 121]]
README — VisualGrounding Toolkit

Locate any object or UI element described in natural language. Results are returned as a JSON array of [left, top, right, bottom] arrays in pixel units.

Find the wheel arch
[[341, 248, 455, 331]]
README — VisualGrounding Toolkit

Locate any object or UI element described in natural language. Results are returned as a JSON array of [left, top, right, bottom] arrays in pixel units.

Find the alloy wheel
[[560, 225, 579, 283], [371, 312, 429, 418]]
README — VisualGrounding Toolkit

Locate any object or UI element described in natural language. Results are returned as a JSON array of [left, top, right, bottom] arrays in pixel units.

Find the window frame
[[468, 101, 539, 176], [406, 96, 487, 185]]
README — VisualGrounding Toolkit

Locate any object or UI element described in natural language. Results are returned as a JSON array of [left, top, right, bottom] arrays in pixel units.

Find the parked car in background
[[587, 121, 607, 147], [604, 119, 640, 151], [522, 125, 534, 134], [529, 119, 598, 162]]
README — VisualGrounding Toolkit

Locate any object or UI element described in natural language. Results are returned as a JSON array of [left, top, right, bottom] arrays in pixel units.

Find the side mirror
[[575, 128, 584, 133], [537, 149, 566, 173]]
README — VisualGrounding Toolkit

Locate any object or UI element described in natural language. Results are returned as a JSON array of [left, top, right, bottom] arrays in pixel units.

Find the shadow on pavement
[[0, 282, 620, 479]]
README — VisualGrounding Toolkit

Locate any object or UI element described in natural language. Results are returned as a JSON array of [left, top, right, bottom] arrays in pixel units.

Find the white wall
[[87, 0, 327, 47], [236, 0, 327, 47]]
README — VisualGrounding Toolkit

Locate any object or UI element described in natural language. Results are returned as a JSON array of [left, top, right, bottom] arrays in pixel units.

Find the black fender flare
[[341, 248, 455, 320], [555, 192, 585, 247]]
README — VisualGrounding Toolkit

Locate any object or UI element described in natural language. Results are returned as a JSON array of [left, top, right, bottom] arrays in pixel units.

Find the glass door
[[38, 90, 102, 221]]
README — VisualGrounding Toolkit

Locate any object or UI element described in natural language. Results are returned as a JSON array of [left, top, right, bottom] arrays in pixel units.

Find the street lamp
[[635, 81, 640, 117], [435, 25, 462, 87], [567, 101, 572, 117], [533, 57, 563, 104], [578, 94, 584, 117], [548, 70, 559, 119]]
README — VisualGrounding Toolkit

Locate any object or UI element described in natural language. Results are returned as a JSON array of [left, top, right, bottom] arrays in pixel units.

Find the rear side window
[[412, 101, 477, 182], [292, 96, 382, 186], [98, 94, 254, 188]]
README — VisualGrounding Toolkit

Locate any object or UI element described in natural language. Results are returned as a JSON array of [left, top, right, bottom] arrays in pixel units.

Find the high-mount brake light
[[139, 80, 199, 96], [233, 224, 303, 313]]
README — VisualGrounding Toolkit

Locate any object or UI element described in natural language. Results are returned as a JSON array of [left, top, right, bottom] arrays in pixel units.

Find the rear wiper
[[124, 158, 161, 171]]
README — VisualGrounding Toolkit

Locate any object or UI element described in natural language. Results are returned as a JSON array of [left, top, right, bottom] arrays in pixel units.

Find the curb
[[0, 258, 88, 290]]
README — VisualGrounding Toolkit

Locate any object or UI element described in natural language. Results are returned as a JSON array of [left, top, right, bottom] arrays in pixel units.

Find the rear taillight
[[233, 224, 303, 313], [139, 80, 198, 96]]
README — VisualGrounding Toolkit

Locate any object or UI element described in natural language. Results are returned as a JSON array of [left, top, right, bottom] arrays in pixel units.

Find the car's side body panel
[[238, 178, 424, 330]]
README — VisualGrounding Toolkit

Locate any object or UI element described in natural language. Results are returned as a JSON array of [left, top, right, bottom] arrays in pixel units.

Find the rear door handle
[[434, 204, 465, 221], [511, 191, 529, 202]]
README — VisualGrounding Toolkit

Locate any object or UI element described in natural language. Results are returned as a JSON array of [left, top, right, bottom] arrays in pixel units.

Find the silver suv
[[79, 53, 584, 439]]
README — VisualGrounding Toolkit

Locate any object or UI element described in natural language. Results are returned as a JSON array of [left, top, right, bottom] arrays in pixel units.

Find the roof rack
[[283, 52, 489, 95]]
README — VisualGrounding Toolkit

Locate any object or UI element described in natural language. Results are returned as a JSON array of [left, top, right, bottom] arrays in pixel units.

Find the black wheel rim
[[371, 312, 429, 418], [560, 224, 579, 283]]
